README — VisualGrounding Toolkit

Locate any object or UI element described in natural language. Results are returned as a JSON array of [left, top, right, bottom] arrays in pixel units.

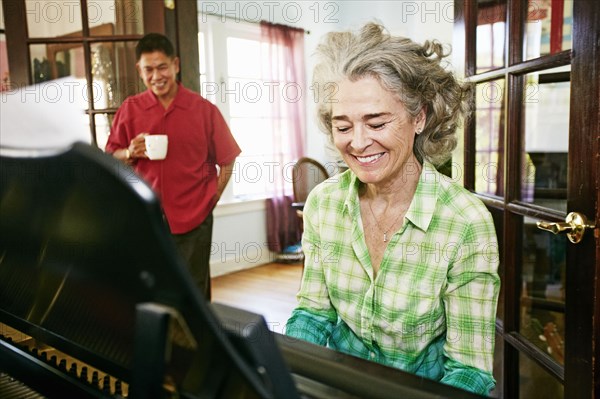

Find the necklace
[[366, 199, 405, 242]]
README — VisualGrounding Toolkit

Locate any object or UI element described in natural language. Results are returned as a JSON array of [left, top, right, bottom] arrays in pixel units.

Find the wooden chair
[[291, 157, 330, 226]]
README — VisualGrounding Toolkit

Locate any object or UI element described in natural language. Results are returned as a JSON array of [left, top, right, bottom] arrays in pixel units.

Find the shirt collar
[[170, 83, 193, 110], [139, 82, 192, 110], [405, 161, 439, 232], [344, 171, 361, 218], [343, 161, 439, 232]]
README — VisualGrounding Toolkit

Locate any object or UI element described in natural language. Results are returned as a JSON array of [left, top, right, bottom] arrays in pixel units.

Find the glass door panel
[[519, 352, 564, 399], [475, 79, 505, 197], [524, 0, 573, 60], [25, 0, 83, 38], [522, 67, 569, 212], [94, 113, 113, 151], [521, 214, 566, 362], [30, 43, 85, 83], [16, 0, 150, 146], [87, 0, 144, 36], [90, 41, 140, 108], [476, 0, 507, 73]]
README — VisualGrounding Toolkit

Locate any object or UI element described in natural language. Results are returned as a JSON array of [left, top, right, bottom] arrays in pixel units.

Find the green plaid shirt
[[286, 162, 500, 396]]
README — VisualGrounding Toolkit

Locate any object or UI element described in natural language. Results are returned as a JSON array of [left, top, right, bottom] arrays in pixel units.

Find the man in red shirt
[[106, 33, 240, 300]]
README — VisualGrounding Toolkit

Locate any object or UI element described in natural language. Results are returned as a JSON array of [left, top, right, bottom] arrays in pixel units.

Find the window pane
[[519, 351, 564, 398], [26, 0, 83, 38], [475, 79, 505, 197], [199, 32, 206, 75], [476, 1, 506, 73], [228, 77, 272, 118], [90, 41, 142, 109], [524, 0, 573, 60], [521, 214, 566, 367], [227, 37, 261, 78], [88, 0, 143, 36], [232, 155, 273, 198], [95, 113, 113, 151], [199, 75, 215, 103], [522, 67, 569, 211], [230, 116, 295, 199], [230, 117, 273, 156], [30, 43, 85, 83]]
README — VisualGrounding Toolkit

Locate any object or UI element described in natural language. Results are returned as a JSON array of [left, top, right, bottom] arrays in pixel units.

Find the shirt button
[[370, 352, 376, 359]]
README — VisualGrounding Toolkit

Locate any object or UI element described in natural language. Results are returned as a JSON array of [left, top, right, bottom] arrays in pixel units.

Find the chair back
[[292, 157, 330, 203]]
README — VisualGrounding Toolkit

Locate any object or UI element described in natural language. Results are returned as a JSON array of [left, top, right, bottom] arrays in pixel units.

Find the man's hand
[[128, 133, 149, 160], [115, 133, 149, 165]]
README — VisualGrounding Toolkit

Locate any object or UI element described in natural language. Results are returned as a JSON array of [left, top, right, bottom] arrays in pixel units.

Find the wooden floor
[[211, 262, 303, 335]]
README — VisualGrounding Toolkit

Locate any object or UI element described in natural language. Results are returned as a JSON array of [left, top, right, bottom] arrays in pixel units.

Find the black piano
[[0, 143, 486, 399]]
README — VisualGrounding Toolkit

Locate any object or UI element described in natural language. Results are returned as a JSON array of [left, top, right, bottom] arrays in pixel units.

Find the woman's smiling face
[[331, 76, 425, 187]]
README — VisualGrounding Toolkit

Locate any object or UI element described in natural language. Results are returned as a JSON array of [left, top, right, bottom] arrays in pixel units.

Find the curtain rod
[[199, 12, 310, 34]]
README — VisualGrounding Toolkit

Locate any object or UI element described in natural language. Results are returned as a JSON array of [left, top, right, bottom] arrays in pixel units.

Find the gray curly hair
[[313, 22, 472, 166]]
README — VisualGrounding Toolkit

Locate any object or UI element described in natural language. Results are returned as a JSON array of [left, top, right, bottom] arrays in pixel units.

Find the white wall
[[200, 0, 456, 275], [211, 199, 275, 276]]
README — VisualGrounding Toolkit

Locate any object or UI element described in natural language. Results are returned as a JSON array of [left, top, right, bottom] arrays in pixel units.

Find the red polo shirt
[[106, 84, 241, 234]]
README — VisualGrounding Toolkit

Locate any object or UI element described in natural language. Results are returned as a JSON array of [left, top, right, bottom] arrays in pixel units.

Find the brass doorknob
[[537, 212, 596, 244]]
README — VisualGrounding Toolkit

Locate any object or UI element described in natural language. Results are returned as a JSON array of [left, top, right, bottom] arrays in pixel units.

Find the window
[[198, 15, 305, 202], [1, 0, 166, 148]]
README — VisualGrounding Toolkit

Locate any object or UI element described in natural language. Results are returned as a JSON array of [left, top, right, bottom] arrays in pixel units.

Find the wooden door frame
[[0, 0, 200, 145], [453, 0, 599, 398], [567, 1, 599, 398], [1, 0, 166, 88]]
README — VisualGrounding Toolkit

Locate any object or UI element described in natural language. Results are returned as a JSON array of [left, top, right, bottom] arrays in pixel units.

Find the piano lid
[[0, 142, 298, 397]]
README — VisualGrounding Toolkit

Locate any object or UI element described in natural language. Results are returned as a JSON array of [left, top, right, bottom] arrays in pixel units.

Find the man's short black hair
[[136, 33, 175, 60]]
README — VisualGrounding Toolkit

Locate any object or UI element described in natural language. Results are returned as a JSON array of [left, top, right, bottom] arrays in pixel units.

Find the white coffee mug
[[145, 134, 168, 160]]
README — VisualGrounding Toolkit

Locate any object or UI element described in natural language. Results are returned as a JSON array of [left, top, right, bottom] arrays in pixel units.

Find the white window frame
[[200, 14, 296, 203]]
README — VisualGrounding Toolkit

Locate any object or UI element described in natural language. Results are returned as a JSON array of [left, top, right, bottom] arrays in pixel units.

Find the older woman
[[286, 23, 500, 395]]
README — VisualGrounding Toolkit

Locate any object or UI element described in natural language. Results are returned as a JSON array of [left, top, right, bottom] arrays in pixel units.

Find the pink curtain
[[260, 21, 306, 253], [0, 40, 10, 91]]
